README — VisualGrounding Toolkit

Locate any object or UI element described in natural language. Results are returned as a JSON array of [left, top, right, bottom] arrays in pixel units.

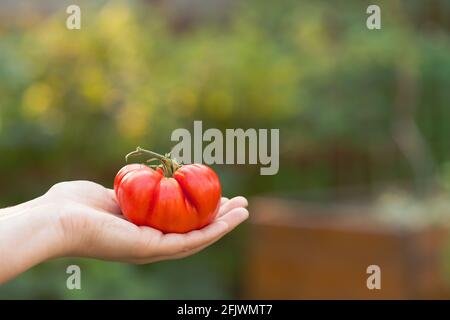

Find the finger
[[163, 208, 249, 259], [107, 212, 128, 220], [220, 197, 229, 205], [152, 222, 227, 256], [80, 212, 154, 260], [135, 238, 215, 264], [217, 206, 249, 228], [102, 188, 122, 215], [137, 208, 249, 263], [61, 181, 122, 215], [150, 207, 249, 258], [218, 196, 248, 218]]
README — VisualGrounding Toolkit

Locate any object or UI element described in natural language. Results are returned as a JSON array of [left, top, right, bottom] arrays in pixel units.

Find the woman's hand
[[46, 180, 249, 262], [0, 181, 249, 283]]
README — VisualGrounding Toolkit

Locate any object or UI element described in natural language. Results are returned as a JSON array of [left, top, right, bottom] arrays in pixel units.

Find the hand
[[0, 180, 248, 283], [44, 181, 249, 263]]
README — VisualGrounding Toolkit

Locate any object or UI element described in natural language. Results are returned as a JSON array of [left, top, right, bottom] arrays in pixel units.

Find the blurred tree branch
[[392, 64, 435, 195]]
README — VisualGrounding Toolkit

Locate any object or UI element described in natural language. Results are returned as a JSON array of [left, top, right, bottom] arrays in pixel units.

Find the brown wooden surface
[[241, 197, 450, 299]]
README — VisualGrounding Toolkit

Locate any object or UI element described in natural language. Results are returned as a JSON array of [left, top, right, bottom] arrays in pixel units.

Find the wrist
[[9, 195, 68, 258], [0, 198, 66, 283], [29, 201, 69, 258]]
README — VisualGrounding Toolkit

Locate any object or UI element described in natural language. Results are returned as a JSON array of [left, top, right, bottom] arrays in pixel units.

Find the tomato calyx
[[125, 146, 181, 178]]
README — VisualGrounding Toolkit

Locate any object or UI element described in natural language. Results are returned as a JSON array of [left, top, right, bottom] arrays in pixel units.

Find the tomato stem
[[125, 146, 180, 177]]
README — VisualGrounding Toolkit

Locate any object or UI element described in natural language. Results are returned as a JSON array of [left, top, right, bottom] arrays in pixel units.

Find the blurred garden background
[[1, 0, 450, 299]]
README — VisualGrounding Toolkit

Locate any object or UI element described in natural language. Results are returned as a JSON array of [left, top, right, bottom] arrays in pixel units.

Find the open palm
[[45, 181, 249, 263]]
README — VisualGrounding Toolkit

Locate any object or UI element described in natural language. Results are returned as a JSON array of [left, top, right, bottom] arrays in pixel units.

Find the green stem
[[125, 146, 180, 177]]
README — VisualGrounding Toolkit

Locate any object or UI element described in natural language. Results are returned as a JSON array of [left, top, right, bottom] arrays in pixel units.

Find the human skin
[[0, 180, 249, 284]]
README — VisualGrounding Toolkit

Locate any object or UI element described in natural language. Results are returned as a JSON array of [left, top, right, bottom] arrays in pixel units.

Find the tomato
[[114, 147, 221, 233]]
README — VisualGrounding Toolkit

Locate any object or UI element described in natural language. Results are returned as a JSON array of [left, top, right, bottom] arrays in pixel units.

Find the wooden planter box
[[241, 197, 450, 299]]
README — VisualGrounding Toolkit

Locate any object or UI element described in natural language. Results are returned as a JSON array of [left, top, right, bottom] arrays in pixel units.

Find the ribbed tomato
[[114, 147, 221, 233]]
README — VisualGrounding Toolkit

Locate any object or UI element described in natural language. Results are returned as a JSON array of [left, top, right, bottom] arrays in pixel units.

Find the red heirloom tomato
[[114, 147, 221, 233]]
